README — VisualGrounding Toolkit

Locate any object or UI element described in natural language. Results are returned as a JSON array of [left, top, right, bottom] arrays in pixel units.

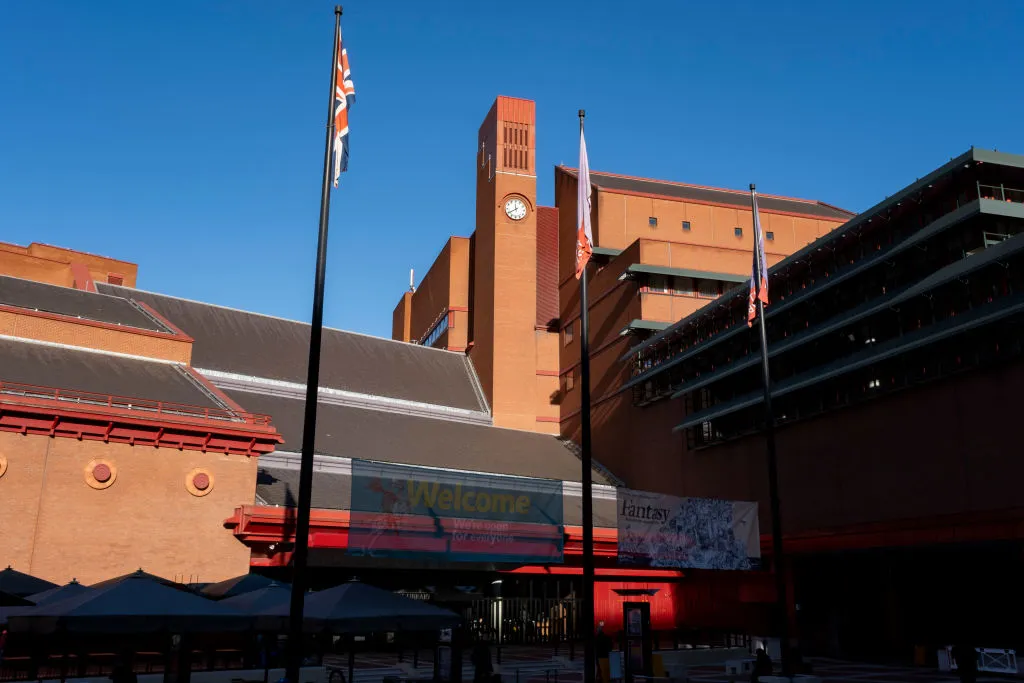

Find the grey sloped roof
[[0, 275, 167, 332], [0, 338, 221, 407], [558, 167, 854, 220], [227, 390, 606, 484], [96, 284, 487, 413]]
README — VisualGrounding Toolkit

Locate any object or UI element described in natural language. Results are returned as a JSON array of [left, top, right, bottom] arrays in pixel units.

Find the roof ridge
[[229, 379, 577, 443], [555, 165, 853, 211], [203, 368, 492, 426], [556, 437, 625, 487], [100, 283, 469, 358], [1, 273, 140, 304], [0, 333, 183, 366], [173, 365, 234, 412]]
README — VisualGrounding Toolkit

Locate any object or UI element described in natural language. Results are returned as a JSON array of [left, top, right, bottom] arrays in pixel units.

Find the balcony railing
[[0, 380, 272, 426], [978, 183, 1024, 204]]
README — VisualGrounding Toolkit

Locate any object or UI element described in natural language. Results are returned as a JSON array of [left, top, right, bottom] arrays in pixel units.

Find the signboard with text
[[616, 488, 759, 570], [348, 459, 564, 563]]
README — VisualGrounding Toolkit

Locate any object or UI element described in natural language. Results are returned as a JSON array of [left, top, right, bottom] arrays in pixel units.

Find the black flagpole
[[286, 7, 342, 683], [750, 184, 791, 676], [579, 109, 597, 683]]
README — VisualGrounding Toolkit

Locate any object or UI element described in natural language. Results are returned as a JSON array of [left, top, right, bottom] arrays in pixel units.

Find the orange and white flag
[[575, 128, 593, 280]]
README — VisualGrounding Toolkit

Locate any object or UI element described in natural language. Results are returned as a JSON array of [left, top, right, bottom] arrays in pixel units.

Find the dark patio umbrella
[[0, 605, 33, 625], [305, 580, 463, 633], [1, 590, 33, 607], [0, 566, 57, 597], [7, 573, 250, 634], [202, 574, 289, 600], [217, 579, 461, 633], [90, 569, 178, 589], [26, 579, 92, 606], [219, 583, 293, 631]]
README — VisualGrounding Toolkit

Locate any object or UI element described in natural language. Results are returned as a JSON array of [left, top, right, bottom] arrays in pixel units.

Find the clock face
[[504, 198, 527, 221]]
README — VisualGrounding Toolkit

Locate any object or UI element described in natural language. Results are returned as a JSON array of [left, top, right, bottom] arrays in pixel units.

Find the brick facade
[[0, 241, 137, 290], [0, 307, 193, 364], [394, 97, 850, 440], [0, 430, 257, 585]]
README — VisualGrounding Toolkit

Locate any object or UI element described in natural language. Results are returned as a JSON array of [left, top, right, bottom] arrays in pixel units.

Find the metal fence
[[463, 597, 583, 647]]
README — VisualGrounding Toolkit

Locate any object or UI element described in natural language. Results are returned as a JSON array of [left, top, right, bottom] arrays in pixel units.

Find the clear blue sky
[[2, 1, 1022, 338]]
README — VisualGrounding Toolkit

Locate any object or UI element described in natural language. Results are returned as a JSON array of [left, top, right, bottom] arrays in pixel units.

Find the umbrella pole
[[262, 633, 269, 683], [163, 632, 174, 683], [177, 634, 192, 683], [59, 635, 67, 683], [347, 640, 354, 683]]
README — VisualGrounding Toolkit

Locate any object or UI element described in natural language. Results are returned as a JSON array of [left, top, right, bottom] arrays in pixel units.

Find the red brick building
[[394, 96, 852, 449], [623, 148, 1024, 656], [9, 98, 1018, 658], [0, 98, 851, 644]]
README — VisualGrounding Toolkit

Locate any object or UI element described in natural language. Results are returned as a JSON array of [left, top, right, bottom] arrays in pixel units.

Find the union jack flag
[[747, 187, 769, 327], [332, 31, 355, 187]]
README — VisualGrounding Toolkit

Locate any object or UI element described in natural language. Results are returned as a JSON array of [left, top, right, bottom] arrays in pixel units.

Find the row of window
[[643, 275, 725, 298], [684, 307, 1024, 449], [420, 314, 449, 348], [561, 275, 730, 347], [648, 217, 1024, 442], [646, 216, 774, 240], [628, 178, 987, 382]]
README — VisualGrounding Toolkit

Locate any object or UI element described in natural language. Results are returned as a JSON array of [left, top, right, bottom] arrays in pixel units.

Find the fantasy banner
[[348, 459, 564, 563], [616, 488, 760, 570]]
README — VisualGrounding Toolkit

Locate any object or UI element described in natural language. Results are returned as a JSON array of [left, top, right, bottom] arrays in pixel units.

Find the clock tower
[[470, 96, 539, 431]]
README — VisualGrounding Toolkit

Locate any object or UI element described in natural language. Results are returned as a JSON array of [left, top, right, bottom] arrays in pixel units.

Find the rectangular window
[[565, 371, 575, 391], [648, 275, 669, 293], [766, 231, 775, 241], [734, 227, 743, 237], [421, 314, 450, 348], [107, 273, 124, 286], [682, 221, 691, 232], [563, 323, 574, 345], [648, 217, 658, 228], [697, 279, 720, 298]]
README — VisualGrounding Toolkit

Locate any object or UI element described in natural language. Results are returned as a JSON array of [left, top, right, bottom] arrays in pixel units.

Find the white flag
[[575, 129, 593, 280]]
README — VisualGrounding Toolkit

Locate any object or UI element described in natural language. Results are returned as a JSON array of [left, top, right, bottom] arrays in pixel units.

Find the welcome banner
[[348, 459, 564, 563], [616, 488, 760, 570]]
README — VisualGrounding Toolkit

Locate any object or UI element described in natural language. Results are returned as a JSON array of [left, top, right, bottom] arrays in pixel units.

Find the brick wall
[[0, 431, 256, 585], [0, 241, 138, 289], [0, 308, 192, 364]]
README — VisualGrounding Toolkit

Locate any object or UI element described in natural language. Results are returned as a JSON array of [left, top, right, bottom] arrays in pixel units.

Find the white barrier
[[942, 647, 1017, 674]]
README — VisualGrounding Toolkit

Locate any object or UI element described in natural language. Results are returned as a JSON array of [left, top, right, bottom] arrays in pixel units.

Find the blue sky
[[2, 1, 1022, 338]]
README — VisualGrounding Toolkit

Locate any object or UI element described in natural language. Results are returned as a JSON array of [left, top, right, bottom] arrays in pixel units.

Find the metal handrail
[[0, 380, 272, 426], [978, 182, 1024, 203]]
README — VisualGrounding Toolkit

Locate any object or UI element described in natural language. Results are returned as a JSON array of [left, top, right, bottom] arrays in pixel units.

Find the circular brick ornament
[[186, 468, 214, 497], [93, 463, 112, 483], [84, 459, 117, 490], [0, 454, 8, 479]]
